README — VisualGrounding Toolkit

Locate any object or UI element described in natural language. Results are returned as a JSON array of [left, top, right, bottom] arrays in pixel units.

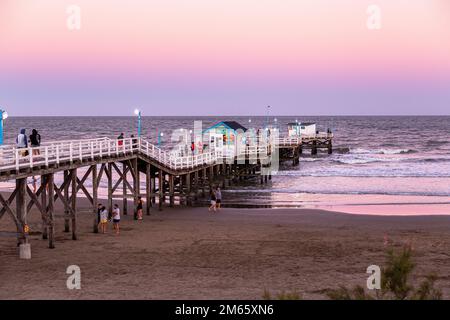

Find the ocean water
[[2, 116, 450, 213]]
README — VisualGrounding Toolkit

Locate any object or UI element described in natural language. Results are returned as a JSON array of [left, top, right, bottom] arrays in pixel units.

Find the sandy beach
[[1, 196, 449, 300]]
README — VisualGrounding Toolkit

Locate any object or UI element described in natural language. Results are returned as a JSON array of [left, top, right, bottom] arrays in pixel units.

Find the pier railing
[[0, 137, 274, 173]]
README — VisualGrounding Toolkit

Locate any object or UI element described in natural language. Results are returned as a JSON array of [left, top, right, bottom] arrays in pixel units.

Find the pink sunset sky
[[1, 0, 450, 116]]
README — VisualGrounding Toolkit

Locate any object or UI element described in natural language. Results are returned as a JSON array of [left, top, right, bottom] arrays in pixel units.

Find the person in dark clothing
[[135, 197, 143, 220], [29, 129, 41, 155], [117, 133, 124, 146], [97, 203, 102, 225], [131, 134, 138, 150]]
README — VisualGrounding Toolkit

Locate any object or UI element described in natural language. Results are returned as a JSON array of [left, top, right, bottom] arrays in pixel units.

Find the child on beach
[[209, 188, 217, 212], [98, 206, 108, 233], [112, 204, 120, 235]]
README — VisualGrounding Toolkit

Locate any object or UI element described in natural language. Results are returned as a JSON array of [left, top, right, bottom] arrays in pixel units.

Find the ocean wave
[[351, 148, 416, 155], [425, 140, 448, 147], [224, 188, 450, 197]]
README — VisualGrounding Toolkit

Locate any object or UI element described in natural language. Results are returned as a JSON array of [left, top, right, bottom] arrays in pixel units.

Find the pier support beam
[[158, 170, 163, 211], [47, 173, 55, 249], [132, 158, 140, 219], [123, 163, 128, 215], [146, 163, 151, 215], [41, 175, 48, 240], [92, 164, 98, 233], [107, 163, 113, 214], [63, 170, 70, 233], [186, 173, 191, 206], [16, 178, 28, 246], [169, 174, 174, 207], [311, 141, 317, 155], [70, 168, 77, 240]]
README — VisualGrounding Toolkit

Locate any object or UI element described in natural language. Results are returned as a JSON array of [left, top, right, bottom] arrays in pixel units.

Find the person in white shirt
[[112, 204, 121, 235], [98, 206, 108, 234]]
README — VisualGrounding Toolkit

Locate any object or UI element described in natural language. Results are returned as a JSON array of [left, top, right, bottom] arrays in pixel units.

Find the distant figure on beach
[[16, 129, 28, 156], [112, 204, 121, 235], [29, 129, 41, 155], [31, 176, 38, 193], [136, 196, 143, 220], [208, 188, 217, 212], [215, 187, 222, 211], [98, 206, 108, 234]]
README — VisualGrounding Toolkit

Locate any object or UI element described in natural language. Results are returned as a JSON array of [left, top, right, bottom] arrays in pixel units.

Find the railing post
[[56, 145, 60, 164], [90, 141, 94, 159], [15, 148, 19, 171], [29, 148, 33, 168], [45, 146, 49, 167], [69, 143, 73, 163]]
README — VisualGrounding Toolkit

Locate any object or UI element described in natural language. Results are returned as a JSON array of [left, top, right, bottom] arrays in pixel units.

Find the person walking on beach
[[16, 129, 28, 156], [29, 129, 41, 156], [215, 187, 222, 211], [135, 196, 144, 220], [112, 204, 121, 235], [98, 205, 108, 234], [208, 188, 217, 212]]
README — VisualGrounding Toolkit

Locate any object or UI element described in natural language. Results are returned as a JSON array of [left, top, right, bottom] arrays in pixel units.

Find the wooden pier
[[0, 133, 332, 257]]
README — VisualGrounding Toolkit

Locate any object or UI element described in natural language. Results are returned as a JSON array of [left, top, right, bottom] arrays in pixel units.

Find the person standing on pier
[[29, 129, 41, 155], [117, 132, 124, 147], [16, 129, 28, 156], [191, 141, 195, 156]]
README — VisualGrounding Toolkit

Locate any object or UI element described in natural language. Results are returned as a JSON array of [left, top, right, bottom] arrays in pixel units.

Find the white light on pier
[[134, 108, 140, 116], [2, 111, 7, 120]]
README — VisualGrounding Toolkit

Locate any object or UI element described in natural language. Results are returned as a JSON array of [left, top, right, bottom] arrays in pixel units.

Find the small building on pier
[[287, 122, 316, 137], [203, 121, 248, 149]]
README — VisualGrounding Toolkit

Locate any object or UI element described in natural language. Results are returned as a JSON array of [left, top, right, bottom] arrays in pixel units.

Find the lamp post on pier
[[158, 131, 163, 147], [0, 108, 8, 146], [134, 109, 142, 137]]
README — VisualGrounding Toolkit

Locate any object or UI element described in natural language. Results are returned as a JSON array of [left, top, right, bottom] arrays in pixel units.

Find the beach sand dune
[[1, 200, 450, 299]]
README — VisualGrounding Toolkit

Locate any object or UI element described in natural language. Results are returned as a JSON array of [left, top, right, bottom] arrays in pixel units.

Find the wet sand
[[1, 197, 450, 299]]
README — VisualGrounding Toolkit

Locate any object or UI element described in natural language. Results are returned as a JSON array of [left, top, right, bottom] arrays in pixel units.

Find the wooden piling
[[123, 163, 128, 215], [63, 170, 70, 232], [146, 163, 151, 215], [92, 164, 98, 233], [133, 158, 140, 219], [40, 175, 48, 240], [158, 170, 163, 211], [169, 174, 174, 207], [70, 168, 77, 240], [16, 178, 28, 246], [47, 173, 55, 249]]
